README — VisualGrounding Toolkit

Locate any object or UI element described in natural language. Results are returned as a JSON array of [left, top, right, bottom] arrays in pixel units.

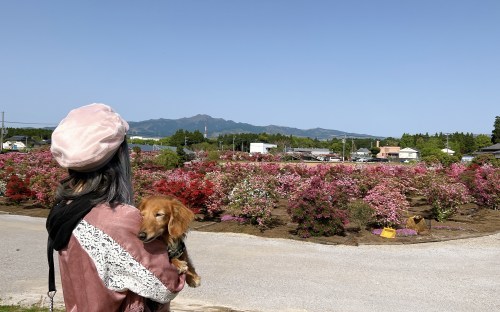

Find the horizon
[[5, 113, 493, 140], [1, 1, 499, 138]]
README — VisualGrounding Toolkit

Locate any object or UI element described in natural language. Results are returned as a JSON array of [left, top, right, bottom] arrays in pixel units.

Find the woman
[[46, 103, 184, 311]]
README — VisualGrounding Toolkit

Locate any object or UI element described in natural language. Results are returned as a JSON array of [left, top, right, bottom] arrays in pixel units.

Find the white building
[[399, 147, 419, 161], [441, 148, 455, 155], [2, 141, 27, 151], [250, 143, 277, 154], [129, 136, 160, 141]]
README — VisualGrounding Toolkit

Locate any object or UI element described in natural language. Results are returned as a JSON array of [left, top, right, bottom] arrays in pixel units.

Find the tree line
[[6, 116, 500, 160]]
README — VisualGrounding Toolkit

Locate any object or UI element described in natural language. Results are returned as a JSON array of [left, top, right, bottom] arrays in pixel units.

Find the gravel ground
[[1, 213, 499, 312]]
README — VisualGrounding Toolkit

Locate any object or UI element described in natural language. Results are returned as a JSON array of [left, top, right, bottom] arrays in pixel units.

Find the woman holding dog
[[46, 103, 185, 311]]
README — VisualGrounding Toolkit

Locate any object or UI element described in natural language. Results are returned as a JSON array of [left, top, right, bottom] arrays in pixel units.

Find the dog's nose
[[138, 232, 147, 241]]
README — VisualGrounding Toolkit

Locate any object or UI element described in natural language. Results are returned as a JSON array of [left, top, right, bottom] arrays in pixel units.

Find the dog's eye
[[156, 213, 165, 217]]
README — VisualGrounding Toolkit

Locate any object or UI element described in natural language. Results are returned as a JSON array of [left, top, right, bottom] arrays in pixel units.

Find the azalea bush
[[5, 174, 33, 203], [152, 169, 214, 212], [421, 174, 472, 221], [2, 148, 500, 238], [227, 174, 279, 226], [363, 180, 409, 227], [470, 165, 500, 210], [288, 176, 349, 238]]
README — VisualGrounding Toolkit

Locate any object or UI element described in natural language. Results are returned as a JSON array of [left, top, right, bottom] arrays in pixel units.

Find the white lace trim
[[73, 220, 177, 303]]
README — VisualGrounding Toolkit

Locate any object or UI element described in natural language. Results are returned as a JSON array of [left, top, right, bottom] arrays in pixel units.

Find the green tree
[[475, 134, 492, 150], [330, 140, 343, 154], [370, 147, 380, 158], [176, 145, 188, 164], [154, 149, 180, 169], [399, 133, 415, 148], [190, 130, 206, 145], [492, 116, 500, 144]]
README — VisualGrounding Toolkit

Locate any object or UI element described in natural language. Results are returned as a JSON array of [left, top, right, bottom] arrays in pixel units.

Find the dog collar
[[168, 240, 185, 259]]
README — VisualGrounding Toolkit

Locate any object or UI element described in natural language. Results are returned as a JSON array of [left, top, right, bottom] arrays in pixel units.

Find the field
[[2, 196, 500, 246]]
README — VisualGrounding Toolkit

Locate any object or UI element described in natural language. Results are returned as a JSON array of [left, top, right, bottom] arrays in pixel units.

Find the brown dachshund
[[138, 195, 201, 288]]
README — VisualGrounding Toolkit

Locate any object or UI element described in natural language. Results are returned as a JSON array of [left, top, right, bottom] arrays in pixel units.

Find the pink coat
[[58, 203, 185, 311]]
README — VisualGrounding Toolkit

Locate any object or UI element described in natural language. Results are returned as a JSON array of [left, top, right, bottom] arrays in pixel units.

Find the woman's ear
[[168, 200, 194, 238]]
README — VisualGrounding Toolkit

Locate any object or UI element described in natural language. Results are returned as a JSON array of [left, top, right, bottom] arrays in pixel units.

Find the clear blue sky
[[1, 0, 499, 138]]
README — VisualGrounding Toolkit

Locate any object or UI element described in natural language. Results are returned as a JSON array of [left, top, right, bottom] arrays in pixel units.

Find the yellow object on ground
[[380, 227, 396, 238]]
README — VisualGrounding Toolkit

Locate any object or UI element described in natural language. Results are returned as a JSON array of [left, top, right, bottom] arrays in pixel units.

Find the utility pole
[[342, 135, 346, 162], [0, 112, 4, 153]]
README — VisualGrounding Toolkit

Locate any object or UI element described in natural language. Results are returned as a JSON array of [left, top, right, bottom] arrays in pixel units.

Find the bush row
[[1, 148, 498, 237]]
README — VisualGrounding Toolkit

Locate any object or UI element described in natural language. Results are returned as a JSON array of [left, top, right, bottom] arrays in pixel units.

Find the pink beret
[[51, 103, 129, 172]]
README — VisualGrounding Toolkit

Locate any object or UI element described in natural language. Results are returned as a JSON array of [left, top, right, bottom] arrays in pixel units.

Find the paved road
[[1, 213, 499, 312]]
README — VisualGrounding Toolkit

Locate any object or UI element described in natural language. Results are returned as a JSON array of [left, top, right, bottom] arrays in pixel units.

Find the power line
[[4, 120, 58, 126]]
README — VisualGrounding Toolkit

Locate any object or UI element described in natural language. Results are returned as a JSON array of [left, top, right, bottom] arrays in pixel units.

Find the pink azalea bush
[[227, 174, 279, 226], [2, 148, 500, 237], [363, 180, 409, 227], [470, 165, 500, 210], [421, 174, 472, 221]]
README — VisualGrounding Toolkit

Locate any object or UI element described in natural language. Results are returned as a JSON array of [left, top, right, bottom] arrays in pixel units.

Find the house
[[284, 147, 331, 160], [285, 147, 330, 156], [2, 135, 43, 151], [128, 143, 176, 152], [352, 148, 371, 161], [399, 147, 419, 162], [374, 140, 400, 160], [250, 143, 278, 154], [377, 146, 401, 160], [441, 148, 455, 155], [2, 140, 27, 151], [474, 143, 500, 159]]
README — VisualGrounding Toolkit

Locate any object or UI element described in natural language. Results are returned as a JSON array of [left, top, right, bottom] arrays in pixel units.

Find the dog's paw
[[187, 275, 201, 288]]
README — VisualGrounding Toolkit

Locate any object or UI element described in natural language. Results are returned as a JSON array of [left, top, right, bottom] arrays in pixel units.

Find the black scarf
[[46, 193, 95, 293]]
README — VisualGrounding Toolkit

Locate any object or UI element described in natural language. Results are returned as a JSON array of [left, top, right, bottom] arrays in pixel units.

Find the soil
[[2, 197, 500, 246]]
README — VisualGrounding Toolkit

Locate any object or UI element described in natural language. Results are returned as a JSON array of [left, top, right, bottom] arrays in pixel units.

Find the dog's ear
[[168, 200, 195, 238], [137, 198, 146, 212]]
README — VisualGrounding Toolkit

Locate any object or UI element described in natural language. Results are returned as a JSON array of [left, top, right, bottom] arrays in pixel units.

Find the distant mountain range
[[128, 114, 381, 140]]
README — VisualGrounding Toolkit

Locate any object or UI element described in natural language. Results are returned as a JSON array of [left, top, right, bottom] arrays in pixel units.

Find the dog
[[137, 195, 201, 288]]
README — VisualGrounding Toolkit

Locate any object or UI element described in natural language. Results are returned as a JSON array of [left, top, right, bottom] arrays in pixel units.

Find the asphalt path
[[1, 213, 499, 312]]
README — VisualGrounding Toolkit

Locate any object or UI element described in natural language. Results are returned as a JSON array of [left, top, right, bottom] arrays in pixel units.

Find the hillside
[[128, 114, 380, 140]]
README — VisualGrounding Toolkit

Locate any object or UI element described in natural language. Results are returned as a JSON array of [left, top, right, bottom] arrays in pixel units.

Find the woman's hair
[[55, 139, 133, 206]]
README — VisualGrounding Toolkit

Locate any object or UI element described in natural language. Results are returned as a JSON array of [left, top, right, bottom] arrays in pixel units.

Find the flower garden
[[0, 148, 499, 240]]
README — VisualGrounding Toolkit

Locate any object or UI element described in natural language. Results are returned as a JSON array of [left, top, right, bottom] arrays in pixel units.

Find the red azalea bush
[[5, 174, 33, 203], [152, 169, 214, 212]]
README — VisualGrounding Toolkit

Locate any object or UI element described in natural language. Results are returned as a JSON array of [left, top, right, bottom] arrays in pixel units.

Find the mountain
[[127, 114, 380, 140]]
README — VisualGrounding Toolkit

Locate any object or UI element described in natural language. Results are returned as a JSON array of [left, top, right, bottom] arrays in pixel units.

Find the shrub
[[227, 175, 278, 227], [471, 154, 500, 167], [470, 165, 500, 210], [5, 174, 33, 203], [153, 169, 214, 212], [347, 200, 374, 229], [288, 176, 348, 238], [154, 149, 180, 169], [422, 176, 472, 221], [363, 180, 409, 227]]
